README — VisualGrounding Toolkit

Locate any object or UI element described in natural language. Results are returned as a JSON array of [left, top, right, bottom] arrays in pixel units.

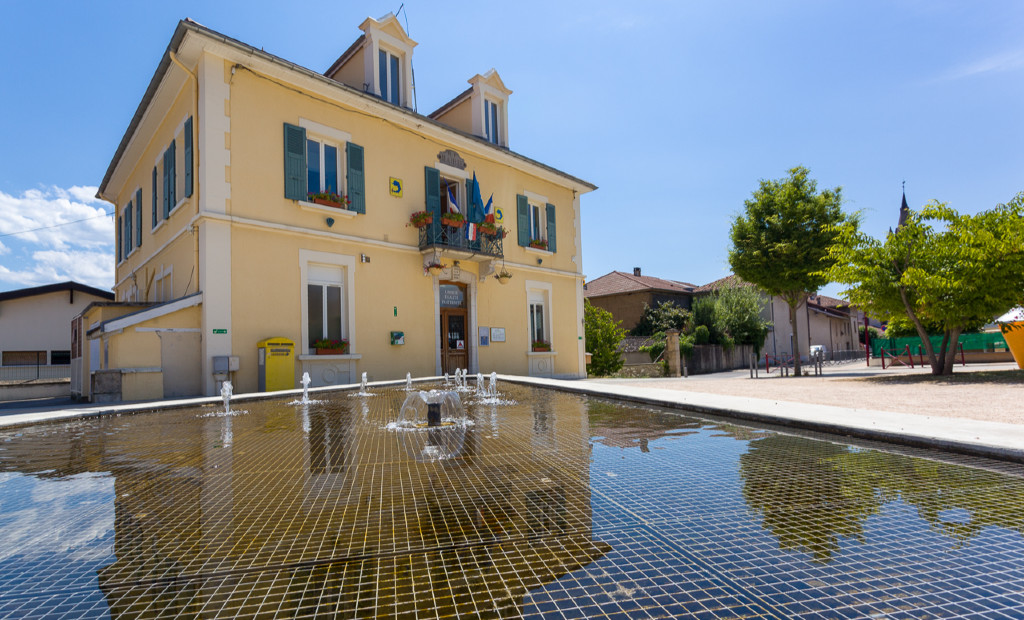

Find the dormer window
[[378, 48, 402, 105]]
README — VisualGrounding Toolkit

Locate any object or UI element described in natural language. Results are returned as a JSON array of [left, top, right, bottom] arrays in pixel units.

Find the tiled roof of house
[[0, 281, 113, 303], [691, 274, 751, 294], [584, 271, 694, 298], [807, 294, 849, 310]]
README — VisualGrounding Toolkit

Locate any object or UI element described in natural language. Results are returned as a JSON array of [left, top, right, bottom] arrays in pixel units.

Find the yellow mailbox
[[257, 337, 295, 392]]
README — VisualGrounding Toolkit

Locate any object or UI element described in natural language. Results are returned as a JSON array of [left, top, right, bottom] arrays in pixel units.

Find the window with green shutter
[[545, 203, 556, 253], [516, 194, 530, 247], [184, 116, 193, 198], [151, 167, 158, 228], [116, 215, 121, 263], [346, 142, 365, 214], [283, 123, 306, 200], [135, 188, 143, 247]]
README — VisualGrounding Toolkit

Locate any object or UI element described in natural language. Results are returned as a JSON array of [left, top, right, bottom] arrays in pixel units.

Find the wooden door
[[441, 309, 468, 374]]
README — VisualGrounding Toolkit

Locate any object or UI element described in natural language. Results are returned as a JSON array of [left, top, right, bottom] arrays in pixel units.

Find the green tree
[[710, 282, 771, 352], [584, 300, 627, 376], [631, 301, 690, 336], [729, 166, 850, 376], [829, 194, 1024, 375]]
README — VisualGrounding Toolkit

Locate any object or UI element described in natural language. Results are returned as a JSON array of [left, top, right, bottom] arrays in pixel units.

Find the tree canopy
[[729, 166, 850, 374], [828, 193, 1024, 375]]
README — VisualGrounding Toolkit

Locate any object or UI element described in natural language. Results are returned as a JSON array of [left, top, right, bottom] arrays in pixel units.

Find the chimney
[[633, 267, 641, 277]]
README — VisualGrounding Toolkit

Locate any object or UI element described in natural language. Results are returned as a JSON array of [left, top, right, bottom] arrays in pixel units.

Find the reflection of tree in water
[[740, 435, 1024, 563], [740, 436, 882, 563]]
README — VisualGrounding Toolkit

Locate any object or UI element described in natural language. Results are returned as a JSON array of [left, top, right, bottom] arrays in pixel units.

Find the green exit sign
[[212, 329, 227, 334]]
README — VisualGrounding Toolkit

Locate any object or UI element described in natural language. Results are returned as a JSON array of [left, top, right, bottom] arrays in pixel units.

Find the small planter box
[[441, 217, 465, 228], [312, 198, 348, 209], [315, 347, 348, 355]]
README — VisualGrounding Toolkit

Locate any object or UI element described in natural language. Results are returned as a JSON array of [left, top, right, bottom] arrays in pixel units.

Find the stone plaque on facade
[[437, 149, 466, 170]]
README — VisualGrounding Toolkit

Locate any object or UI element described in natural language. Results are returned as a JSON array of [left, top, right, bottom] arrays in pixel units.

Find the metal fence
[[0, 364, 72, 381], [869, 333, 1008, 358]]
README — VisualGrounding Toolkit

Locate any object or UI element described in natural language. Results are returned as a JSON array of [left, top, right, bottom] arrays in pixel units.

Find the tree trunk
[[898, 286, 940, 371], [940, 328, 962, 375], [787, 296, 803, 377]]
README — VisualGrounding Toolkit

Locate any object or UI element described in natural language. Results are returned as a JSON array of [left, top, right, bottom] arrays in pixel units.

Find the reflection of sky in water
[[0, 471, 115, 612]]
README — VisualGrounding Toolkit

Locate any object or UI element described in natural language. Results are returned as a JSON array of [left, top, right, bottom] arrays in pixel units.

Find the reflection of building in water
[[0, 388, 609, 616]]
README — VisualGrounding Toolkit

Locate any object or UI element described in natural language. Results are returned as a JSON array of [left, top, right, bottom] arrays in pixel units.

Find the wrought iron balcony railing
[[418, 223, 504, 259]]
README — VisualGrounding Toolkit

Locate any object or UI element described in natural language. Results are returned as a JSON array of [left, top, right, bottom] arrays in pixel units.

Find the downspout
[[169, 51, 201, 295]]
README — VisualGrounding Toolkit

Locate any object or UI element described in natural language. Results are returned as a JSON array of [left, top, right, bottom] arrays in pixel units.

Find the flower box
[[308, 192, 351, 209], [441, 215, 465, 228], [531, 341, 551, 352], [479, 223, 505, 237], [313, 339, 348, 355], [408, 211, 433, 228], [529, 239, 548, 250]]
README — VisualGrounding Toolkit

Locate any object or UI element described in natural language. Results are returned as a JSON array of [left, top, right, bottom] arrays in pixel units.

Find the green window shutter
[[283, 123, 307, 200], [465, 179, 475, 223], [516, 194, 530, 247], [151, 167, 157, 228], [424, 166, 440, 238], [545, 203, 557, 253], [162, 149, 170, 219], [424, 166, 440, 215], [346, 142, 365, 214], [125, 204, 132, 254], [184, 116, 193, 198], [116, 216, 121, 263], [168, 140, 176, 209], [135, 189, 143, 247]]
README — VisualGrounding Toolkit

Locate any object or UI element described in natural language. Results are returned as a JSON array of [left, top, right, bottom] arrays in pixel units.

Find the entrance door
[[439, 282, 468, 374]]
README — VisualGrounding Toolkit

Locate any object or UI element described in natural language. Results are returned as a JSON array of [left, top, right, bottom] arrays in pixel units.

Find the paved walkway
[[591, 361, 1024, 424]]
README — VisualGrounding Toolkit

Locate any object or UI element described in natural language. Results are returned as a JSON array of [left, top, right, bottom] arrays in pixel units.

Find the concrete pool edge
[[2, 374, 1021, 464], [499, 375, 1024, 464]]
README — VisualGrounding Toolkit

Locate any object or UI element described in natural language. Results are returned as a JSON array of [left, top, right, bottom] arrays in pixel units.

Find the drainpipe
[[169, 51, 201, 294]]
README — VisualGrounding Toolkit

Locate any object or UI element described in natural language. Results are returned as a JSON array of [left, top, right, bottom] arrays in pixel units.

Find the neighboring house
[[694, 275, 862, 360], [0, 282, 113, 382], [584, 268, 695, 331], [89, 15, 595, 401]]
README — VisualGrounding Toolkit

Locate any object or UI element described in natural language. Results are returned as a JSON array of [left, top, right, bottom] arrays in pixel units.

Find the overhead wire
[[0, 209, 114, 240]]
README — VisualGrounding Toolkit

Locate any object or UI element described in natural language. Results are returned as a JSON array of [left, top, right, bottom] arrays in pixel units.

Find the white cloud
[[0, 185, 114, 291], [936, 48, 1024, 81]]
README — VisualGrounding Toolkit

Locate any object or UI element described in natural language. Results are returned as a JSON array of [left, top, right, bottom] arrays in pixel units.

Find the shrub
[[584, 300, 627, 376], [632, 301, 690, 336], [694, 325, 710, 345]]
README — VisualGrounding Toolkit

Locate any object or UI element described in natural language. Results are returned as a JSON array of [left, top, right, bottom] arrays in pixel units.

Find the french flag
[[466, 222, 478, 241], [483, 194, 494, 223], [447, 187, 460, 213]]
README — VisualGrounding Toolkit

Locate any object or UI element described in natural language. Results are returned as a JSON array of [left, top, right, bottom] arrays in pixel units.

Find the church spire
[[897, 180, 909, 230]]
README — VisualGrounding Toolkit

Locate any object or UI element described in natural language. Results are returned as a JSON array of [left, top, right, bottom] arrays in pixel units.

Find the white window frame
[[299, 250, 357, 356], [525, 280, 553, 350], [299, 119, 350, 199], [484, 98, 501, 145], [528, 199, 546, 243], [378, 46, 403, 105], [440, 176, 465, 215], [153, 265, 173, 302]]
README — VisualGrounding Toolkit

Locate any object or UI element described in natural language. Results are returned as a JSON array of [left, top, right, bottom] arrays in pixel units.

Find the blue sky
[[1, 1, 1022, 295]]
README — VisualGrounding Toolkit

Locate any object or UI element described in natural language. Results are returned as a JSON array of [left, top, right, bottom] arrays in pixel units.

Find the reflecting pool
[[1, 384, 1023, 618]]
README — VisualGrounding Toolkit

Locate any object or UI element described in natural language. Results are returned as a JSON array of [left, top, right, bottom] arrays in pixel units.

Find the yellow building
[[92, 15, 595, 400]]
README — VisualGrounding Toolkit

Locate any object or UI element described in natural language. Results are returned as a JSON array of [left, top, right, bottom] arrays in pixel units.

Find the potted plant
[[424, 261, 444, 277], [479, 222, 506, 237], [494, 267, 513, 284], [529, 238, 548, 250], [308, 191, 351, 209], [531, 340, 551, 352], [313, 338, 349, 355], [440, 211, 465, 228], [408, 211, 433, 228]]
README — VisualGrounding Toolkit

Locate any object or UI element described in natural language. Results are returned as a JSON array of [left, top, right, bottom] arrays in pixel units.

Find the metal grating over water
[[1, 383, 1023, 618]]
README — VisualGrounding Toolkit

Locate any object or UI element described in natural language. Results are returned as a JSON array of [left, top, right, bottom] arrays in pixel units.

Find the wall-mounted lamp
[[536, 258, 543, 265], [360, 254, 370, 263], [325, 217, 335, 228]]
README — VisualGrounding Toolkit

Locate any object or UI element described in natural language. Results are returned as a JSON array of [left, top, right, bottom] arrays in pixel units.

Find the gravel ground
[[589, 362, 1024, 425]]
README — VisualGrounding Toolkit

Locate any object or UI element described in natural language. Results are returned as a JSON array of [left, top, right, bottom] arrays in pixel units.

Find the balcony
[[418, 223, 504, 261]]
